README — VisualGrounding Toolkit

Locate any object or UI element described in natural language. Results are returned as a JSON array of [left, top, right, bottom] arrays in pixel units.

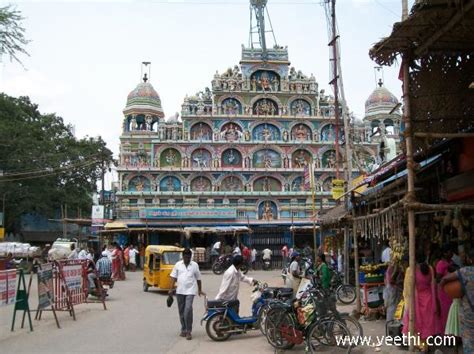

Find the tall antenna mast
[[249, 0, 277, 60]]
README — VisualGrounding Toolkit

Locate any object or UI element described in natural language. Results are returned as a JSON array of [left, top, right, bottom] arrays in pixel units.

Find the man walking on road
[[169, 248, 205, 340]]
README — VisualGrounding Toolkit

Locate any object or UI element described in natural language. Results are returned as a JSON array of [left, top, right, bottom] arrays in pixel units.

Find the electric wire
[[0, 152, 107, 176], [0, 159, 100, 183]]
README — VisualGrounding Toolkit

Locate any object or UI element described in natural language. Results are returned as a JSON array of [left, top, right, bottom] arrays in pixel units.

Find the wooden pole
[[414, 132, 474, 139], [402, 53, 417, 352], [408, 202, 474, 211], [402, 0, 408, 21], [343, 225, 349, 281], [353, 227, 361, 313]]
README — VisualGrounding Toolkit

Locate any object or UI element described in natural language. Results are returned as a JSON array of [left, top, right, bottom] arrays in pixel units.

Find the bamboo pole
[[353, 200, 404, 221], [353, 226, 361, 313], [407, 202, 474, 211], [414, 132, 474, 139], [402, 53, 417, 352]]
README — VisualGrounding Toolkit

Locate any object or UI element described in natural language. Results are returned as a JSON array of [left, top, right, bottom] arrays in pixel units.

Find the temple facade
[[113, 4, 400, 249]]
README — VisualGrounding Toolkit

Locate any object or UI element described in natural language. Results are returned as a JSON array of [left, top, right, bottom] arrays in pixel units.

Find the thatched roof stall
[[318, 204, 351, 228], [369, 1, 474, 345], [369, 0, 474, 153]]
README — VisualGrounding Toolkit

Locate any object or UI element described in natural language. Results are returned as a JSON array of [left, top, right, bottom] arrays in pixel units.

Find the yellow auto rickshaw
[[143, 245, 183, 292]]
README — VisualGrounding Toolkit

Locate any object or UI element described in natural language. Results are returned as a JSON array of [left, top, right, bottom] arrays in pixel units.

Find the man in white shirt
[[251, 248, 257, 270], [381, 240, 392, 263], [78, 247, 88, 260], [128, 245, 138, 271], [262, 248, 272, 260], [211, 240, 221, 264], [68, 244, 79, 260], [232, 244, 241, 256], [216, 255, 257, 307], [337, 253, 343, 274], [287, 252, 302, 296], [169, 248, 205, 340], [212, 241, 221, 253]]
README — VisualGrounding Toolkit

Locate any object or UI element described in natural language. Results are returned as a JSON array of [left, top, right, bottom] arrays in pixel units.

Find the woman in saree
[[441, 249, 474, 354], [402, 252, 437, 351], [118, 245, 126, 280], [111, 243, 121, 280], [436, 244, 454, 333]]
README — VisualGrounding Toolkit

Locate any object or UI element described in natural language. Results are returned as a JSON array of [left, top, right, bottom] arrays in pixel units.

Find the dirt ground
[[0, 269, 460, 353]]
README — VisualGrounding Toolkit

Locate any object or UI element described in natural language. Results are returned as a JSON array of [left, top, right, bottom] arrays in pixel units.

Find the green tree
[[0, 94, 115, 234], [0, 5, 29, 65]]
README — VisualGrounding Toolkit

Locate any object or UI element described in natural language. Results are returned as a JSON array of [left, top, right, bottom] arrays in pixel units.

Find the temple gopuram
[[113, 0, 400, 256]]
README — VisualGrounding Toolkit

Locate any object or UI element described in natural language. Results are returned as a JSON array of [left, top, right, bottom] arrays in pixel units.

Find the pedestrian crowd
[[381, 242, 474, 353], [67, 242, 146, 282]]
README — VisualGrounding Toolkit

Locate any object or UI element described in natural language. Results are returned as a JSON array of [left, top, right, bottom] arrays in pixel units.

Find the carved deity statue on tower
[[262, 201, 274, 221]]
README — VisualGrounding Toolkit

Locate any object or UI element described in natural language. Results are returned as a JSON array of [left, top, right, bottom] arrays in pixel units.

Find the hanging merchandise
[[389, 237, 406, 264]]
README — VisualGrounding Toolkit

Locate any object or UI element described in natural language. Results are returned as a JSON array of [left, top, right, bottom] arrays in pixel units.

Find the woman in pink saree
[[403, 253, 437, 349], [436, 245, 454, 333]]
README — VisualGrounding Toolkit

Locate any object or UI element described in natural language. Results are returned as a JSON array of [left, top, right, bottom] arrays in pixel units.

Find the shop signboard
[[331, 179, 345, 200], [91, 205, 105, 226], [0, 269, 17, 307], [62, 264, 82, 290], [37, 263, 54, 310], [140, 208, 237, 220]]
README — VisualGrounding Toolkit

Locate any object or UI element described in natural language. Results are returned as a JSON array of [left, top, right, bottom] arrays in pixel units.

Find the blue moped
[[201, 283, 292, 341]]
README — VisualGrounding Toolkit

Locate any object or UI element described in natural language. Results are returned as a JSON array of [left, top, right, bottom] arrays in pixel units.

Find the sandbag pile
[[0, 242, 41, 258]]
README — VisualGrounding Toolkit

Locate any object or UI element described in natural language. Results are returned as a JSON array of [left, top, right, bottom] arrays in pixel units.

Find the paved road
[[0, 269, 409, 353]]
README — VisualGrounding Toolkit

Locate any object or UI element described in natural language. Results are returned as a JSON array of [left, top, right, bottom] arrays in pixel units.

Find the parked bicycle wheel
[[306, 318, 352, 353], [338, 313, 363, 339], [265, 307, 296, 350], [336, 284, 356, 304]]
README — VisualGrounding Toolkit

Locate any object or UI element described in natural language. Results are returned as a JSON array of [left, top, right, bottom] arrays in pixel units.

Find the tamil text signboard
[[0, 269, 17, 307], [37, 264, 54, 310], [331, 179, 345, 200], [62, 264, 82, 290], [140, 208, 237, 220]]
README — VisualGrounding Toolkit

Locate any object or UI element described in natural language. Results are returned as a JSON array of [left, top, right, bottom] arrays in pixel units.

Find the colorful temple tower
[[114, 1, 392, 250]]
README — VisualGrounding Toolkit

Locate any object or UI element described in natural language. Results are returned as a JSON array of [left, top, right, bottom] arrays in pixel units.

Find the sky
[[1, 0, 413, 169]]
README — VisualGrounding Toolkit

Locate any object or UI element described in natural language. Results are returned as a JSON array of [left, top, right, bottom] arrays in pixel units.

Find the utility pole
[[325, 0, 357, 309], [329, 0, 341, 180]]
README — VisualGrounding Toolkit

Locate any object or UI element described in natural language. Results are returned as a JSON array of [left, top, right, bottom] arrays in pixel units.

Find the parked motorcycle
[[262, 258, 271, 271], [201, 282, 268, 341], [202, 282, 294, 341], [212, 254, 249, 275]]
